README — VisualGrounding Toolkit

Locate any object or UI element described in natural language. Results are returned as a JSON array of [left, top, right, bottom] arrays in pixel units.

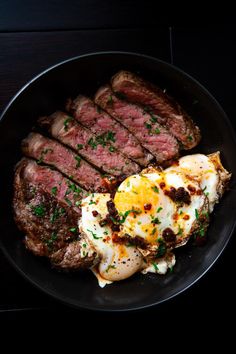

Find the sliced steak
[[22, 132, 112, 192], [13, 158, 96, 269], [50, 240, 99, 270], [67, 95, 153, 166], [94, 85, 179, 162], [111, 70, 201, 149], [38, 111, 140, 177]]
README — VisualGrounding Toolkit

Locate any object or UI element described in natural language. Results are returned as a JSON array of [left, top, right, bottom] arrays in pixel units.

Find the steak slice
[[111, 70, 201, 149], [94, 85, 179, 162], [67, 95, 153, 166], [38, 111, 140, 177], [22, 132, 112, 192], [13, 158, 96, 269], [50, 241, 99, 270]]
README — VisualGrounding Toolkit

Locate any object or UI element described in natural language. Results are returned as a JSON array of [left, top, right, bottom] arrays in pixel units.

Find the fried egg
[[114, 168, 208, 250], [79, 193, 143, 287], [165, 152, 231, 212], [79, 152, 231, 287]]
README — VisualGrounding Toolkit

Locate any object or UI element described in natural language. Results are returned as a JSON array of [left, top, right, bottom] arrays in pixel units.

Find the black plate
[[0, 52, 236, 312]]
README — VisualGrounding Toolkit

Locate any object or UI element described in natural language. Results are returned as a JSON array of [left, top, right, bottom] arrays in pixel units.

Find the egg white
[[79, 193, 143, 286]]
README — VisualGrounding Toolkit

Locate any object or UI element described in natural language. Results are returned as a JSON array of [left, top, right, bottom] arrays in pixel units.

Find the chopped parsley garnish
[[195, 209, 199, 220], [179, 210, 183, 215], [127, 181, 130, 187], [75, 156, 81, 168], [64, 188, 71, 196], [151, 186, 159, 193], [89, 200, 96, 205], [126, 243, 134, 248], [96, 134, 106, 147], [137, 221, 142, 225], [87, 229, 102, 239], [51, 186, 58, 196], [63, 117, 72, 131], [65, 197, 72, 206], [44, 232, 58, 250], [106, 131, 116, 142], [187, 135, 193, 141], [152, 262, 159, 271], [202, 211, 209, 218], [82, 243, 87, 248], [75, 200, 82, 207], [109, 146, 116, 152], [152, 217, 161, 225], [157, 207, 163, 213], [150, 114, 158, 123], [31, 204, 46, 217], [50, 207, 65, 223], [156, 239, 167, 258], [37, 148, 53, 164], [50, 208, 60, 223], [88, 137, 97, 150], [51, 231, 58, 241], [145, 122, 152, 130], [77, 144, 83, 150], [67, 181, 82, 195], [153, 128, 160, 134], [151, 227, 157, 235], [107, 95, 113, 105], [119, 208, 142, 223], [199, 227, 205, 237], [87, 131, 117, 150], [106, 265, 116, 272], [69, 227, 77, 233], [103, 231, 109, 235], [60, 207, 66, 214], [177, 225, 183, 235]]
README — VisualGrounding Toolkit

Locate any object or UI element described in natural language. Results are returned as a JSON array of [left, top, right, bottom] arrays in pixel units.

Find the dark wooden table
[[0, 1, 235, 323]]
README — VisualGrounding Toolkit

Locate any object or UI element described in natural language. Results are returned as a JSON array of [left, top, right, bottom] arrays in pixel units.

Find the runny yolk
[[114, 176, 159, 215]]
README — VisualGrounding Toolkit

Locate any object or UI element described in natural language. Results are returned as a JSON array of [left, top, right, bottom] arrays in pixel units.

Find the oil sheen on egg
[[114, 170, 207, 248], [79, 193, 143, 287]]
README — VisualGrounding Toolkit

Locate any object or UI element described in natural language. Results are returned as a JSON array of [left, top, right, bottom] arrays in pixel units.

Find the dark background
[[0, 1, 235, 324]]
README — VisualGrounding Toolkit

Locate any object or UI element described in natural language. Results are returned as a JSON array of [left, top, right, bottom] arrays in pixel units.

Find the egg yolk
[[114, 175, 159, 215]]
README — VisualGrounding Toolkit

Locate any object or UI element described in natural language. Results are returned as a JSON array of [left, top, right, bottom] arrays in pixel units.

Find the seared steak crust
[[111, 71, 201, 149], [13, 158, 95, 269]]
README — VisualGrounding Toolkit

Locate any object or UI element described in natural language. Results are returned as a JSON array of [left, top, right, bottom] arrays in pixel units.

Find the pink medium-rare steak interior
[[38, 111, 141, 177], [68, 95, 153, 166], [22, 132, 111, 192], [94, 85, 179, 162]]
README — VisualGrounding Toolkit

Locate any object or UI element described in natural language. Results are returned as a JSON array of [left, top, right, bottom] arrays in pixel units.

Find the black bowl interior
[[1, 52, 236, 311]]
